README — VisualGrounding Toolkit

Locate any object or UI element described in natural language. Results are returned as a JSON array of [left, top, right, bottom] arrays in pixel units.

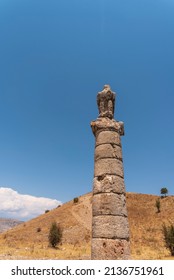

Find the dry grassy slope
[[127, 193, 174, 259], [0, 192, 174, 259], [0, 193, 92, 247]]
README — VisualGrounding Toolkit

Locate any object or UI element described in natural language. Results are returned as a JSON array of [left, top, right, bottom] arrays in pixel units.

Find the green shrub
[[45, 210, 50, 213], [48, 222, 62, 248], [162, 224, 174, 256], [160, 187, 168, 198], [73, 197, 79, 203]]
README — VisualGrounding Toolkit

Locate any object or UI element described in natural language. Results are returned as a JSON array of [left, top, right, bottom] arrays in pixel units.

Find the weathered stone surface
[[92, 215, 129, 239], [93, 175, 125, 194], [92, 193, 127, 216], [91, 85, 130, 260], [95, 144, 122, 161], [91, 118, 124, 137], [94, 158, 124, 177], [97, 85, 115, 119], [96, 130, 121, 146], [91, 238, 130, 260]]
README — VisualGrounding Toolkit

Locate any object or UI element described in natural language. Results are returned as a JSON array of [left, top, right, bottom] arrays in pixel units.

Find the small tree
[[48, 222, 62, 248], [162, 224, 174, 256], [73, 197, 79, 203], [155, 198, 161, 213], [160, 187, 168, 198]]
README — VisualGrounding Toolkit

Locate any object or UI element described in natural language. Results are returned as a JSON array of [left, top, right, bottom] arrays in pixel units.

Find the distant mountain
[[0, 218, 23, 233]]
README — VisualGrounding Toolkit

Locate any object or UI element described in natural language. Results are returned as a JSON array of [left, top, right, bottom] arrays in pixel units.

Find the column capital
[[91, 117, 124, 136]]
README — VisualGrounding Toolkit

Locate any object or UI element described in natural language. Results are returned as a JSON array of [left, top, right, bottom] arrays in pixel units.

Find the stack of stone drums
[[91, 85, 130, 259]]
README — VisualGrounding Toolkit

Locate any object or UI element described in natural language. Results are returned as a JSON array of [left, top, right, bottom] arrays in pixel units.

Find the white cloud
[[0, 187, 62, 221]]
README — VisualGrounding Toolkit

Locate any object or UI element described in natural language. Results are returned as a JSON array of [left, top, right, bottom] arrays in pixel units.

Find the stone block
[[95, 144, 122, 161], [93, 175, 125, 194], [94, 158, 124, 177], [92, 215, 129, 239], [92, 193, 127, 216], [96, 130, 121, 146], [91, 238, 130, 260]]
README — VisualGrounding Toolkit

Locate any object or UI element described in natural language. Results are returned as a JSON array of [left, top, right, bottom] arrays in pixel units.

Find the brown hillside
[[0, 192, 174, 259]]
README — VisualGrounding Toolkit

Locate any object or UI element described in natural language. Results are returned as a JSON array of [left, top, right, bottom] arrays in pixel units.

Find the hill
[[0, 192, 174, 259]]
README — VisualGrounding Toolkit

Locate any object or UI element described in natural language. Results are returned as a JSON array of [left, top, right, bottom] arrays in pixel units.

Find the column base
[[91, 238, 130, 260]]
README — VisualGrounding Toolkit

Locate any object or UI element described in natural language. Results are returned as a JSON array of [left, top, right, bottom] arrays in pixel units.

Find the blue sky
[[0, 0, 174, 220]]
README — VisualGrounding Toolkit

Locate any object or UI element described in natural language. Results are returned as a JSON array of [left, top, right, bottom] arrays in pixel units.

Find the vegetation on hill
[[160, 187, 168, 197], [48, 222, 62, 248], [162, 224, 174, 256]]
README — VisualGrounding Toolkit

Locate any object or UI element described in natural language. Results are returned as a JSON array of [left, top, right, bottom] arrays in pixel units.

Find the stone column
[[91, 85, 130, 259]]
